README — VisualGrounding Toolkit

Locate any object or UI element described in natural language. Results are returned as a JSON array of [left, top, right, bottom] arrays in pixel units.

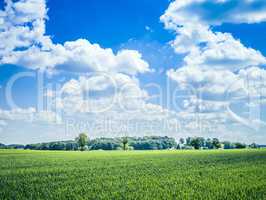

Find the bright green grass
[[0, 149, 266, 200]]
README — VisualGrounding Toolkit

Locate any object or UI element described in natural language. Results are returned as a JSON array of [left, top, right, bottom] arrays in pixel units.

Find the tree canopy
[[0, 136, 259, 151], [76, 133, 88, 151]]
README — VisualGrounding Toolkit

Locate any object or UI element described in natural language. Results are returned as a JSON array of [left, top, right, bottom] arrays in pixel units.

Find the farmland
[[0, 149, 266, 200]]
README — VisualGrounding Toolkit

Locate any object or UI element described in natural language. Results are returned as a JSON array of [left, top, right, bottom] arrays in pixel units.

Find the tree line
[[0, 134, 262, 151], [0, 135, 177, 151], [177, 137, 258, 150]]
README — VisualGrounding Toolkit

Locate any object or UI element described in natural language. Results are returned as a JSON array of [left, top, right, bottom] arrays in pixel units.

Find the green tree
[[249, 143, 258, 149], [179, 138, 185, 145], [0, 143, 6, 149], [122, 137, 128, 151], [76, 133, 88, 151], [186, 137, 192, 146], [212, 138, 221, 149], [223, 141, 235, 149], [198, 137, 205, 148], [190, 137, 201, 149], [234, 142, 246, 149], [205, 138, 213, 149], [66, 142, 78, 151]]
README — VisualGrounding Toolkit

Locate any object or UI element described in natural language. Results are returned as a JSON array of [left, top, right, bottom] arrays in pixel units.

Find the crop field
[[0, 149, 266, 200]]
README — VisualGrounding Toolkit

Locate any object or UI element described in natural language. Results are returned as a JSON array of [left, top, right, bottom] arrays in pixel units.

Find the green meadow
[[1, 149, 266, 200]]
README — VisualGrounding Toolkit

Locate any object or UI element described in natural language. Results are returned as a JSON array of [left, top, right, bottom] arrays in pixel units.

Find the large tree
[[190, 137, 201, 149], [122, 137, 128, 151], [212, 138, 221, 149], [76, 133, 88, 151]]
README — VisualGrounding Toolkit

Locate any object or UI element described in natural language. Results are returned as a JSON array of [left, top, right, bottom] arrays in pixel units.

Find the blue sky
[[45, 0, 174, 47], [0, 0, 266, 144], [215, 23, 266, 56]]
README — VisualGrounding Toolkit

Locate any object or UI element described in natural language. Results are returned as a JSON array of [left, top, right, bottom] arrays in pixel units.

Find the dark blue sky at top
[[46, 0, 175, 48], [45, 0, 266, 55]]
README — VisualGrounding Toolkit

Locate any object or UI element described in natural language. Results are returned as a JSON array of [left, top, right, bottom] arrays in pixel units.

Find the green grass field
[[0, 149, 266, 200]]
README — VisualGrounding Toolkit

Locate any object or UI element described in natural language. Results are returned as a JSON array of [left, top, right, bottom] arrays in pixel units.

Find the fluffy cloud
[[0, 0, 48, 55], [162, 0, 266, 99], [162, 0, 266, 133], [161, 0, 266, 72], [56, 73, 149, 114], [168, 65, 266, 108], [239, 67, 266, 98], [167, 67, 239, 96], [183, 32, 266, 71], [0, 108, 62, 124], [0, 0, 150, 75], [161, 0, 266, 27], [56, 40, 150, 75]]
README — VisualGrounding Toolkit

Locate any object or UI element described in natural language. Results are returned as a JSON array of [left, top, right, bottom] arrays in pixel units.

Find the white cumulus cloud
[[0, 0, 150, 76]]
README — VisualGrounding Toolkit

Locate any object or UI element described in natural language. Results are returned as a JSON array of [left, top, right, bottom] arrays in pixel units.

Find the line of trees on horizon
[[0, 134, 263, 151], [177, 137, 257, 150]]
